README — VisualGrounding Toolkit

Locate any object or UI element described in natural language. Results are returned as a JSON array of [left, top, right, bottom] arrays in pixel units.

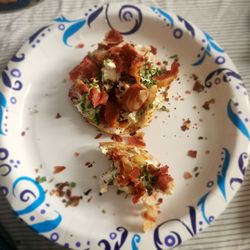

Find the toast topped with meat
[[69, 29, 179, 135], [99, 141, 174, 231]]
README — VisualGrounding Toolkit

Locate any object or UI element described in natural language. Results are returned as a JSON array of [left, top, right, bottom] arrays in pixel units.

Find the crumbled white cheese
[[128, 112, 138, 123], [100, 146, 108, 154], [99, 168, 118, 194], [153, 87, 165, 109], [145, 158, 159, 166], [134, 44, 150, 55], [102, 59, 120, 82]]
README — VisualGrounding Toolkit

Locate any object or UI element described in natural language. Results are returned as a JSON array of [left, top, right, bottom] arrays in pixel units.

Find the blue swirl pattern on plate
[[105, 4, 143, 35], [0, 3, 249, 250]]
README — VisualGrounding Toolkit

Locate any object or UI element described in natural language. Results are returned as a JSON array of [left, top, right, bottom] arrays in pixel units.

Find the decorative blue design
[[12, 176, 46, 216], [204, 68, 242, 88], [177, 16, 195, 37], [204, 32, 223, 53], [55, 16, 85, 47], [154, 206, 196, 249], [29, 26, 50, 44], [88, 6, 103, 27], [0, 147, 21, 175], [193, 32, 224, 66], [197, 192, 211, 224], [98, 227, 128, 250], [217, 148, 230, 201], [227, 99, 250, 140], [230, 152, 248, 189], [0, 92, 7, 135], [2, 70, 23, 91], [151, 6, 174, 28], [131, 234, 141, 250], [11, 53, 25, 62], [31, 212, 62, 233], [11, 175, 62, 234], [105, 4, 143, 35]]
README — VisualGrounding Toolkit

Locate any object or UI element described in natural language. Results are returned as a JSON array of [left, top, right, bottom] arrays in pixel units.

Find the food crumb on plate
[[184, 171, 192, 179], [85, 161, 95, 168], [195, 172, 200, 178], [53, 166, 66, 174], [95, 133, 103, 139], [50, 181, 82, 207], [181, 118, 191, 131], [192, 79, 204, 93], [202, 98, 215, 110], [87, 196, 93, 203], [74, 152, 80, 157], [21, 131, 26, 136], [84, 188, 92, 196], [55, 113, 61, 119], [187, 150, 197, 158], [75, 43, 84, 49]]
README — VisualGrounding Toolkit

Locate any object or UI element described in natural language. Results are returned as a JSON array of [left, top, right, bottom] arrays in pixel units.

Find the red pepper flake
[[184, 171, 192, 179], [187, 150, 197, 158], [55, 113, 61, 119], [181, 119, 191, 131], [202, 98, 215, 110], [53, 166, 66, 174], [74, 152, 80, 157], [111, 134, 123, 142], [127, 133, 146, 147], [50, 181, 82, 207], [21, 131, 26, 136], [205, 150, 210, 155], [192, 80, 204, 93], [75, 43, 84, 49], [34, 168, 39, 174], [95, 133, 103, 139]]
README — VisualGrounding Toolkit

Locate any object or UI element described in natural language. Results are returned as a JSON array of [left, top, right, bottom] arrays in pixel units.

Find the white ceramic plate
[[0, 3, 249, 250]]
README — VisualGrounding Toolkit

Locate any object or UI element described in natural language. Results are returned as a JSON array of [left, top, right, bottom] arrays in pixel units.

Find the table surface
[[0, 0, 250, 249]]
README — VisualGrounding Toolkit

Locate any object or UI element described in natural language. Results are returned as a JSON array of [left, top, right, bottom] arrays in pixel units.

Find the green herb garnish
[[37, 176, 47, 183], [70, 182, 76, 188], [140, 62, 161, 88], [160, 106, 169, 112]]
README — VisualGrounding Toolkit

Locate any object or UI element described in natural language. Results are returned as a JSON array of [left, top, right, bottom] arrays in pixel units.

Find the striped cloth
[[0, 0, 249, 249]]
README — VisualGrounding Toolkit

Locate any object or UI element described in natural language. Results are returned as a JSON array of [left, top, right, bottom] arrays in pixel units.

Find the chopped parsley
[[140, 62, 161, 88], [139, 165, 157, 195], [160, 106, 169, 112], [37, 176, 47, 184], [69, 182, 77, 188], [170, 54, 178, 59], [80, 93, 101, 124], [148, 103, 154, 109]]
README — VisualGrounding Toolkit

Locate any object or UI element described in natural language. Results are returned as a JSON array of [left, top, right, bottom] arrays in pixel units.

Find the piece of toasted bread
[[99, 141, 174, 232], [69, 29, 179, 135]]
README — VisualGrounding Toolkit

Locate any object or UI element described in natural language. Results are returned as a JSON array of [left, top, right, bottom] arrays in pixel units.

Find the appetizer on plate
[[99, 139, 174, 231], [69, 29, 179, 135]]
